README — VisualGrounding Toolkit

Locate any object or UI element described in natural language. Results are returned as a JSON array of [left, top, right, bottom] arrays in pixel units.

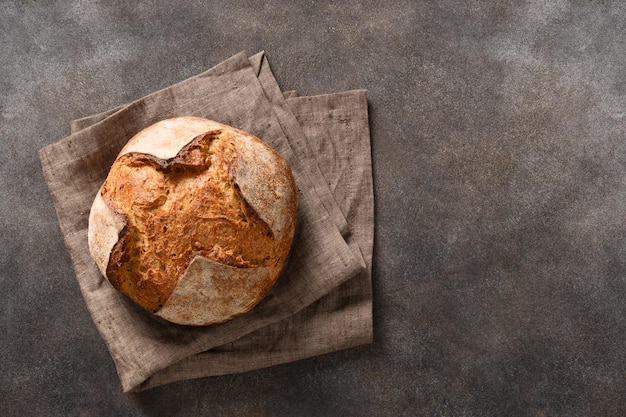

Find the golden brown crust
[[88, 117, 297, 325]]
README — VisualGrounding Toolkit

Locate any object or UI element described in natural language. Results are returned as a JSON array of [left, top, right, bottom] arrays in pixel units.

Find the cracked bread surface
[[88, 117, 297, 325]]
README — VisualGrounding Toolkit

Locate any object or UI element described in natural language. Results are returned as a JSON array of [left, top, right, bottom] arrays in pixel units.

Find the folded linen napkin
[[39, 52, 374, 392]]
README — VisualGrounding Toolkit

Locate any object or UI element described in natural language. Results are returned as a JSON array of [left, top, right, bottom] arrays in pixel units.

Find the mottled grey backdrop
[[1, 1, 624, 416]]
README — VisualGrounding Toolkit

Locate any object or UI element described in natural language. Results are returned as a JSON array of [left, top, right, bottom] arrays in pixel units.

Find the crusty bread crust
[[87, 117, 297, 326]]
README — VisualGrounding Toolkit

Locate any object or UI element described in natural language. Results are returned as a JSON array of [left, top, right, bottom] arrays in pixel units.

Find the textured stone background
[[1, 1, 625, 416]]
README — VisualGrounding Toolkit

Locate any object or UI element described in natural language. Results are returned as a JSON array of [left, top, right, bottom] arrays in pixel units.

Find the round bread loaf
[[87, 117, 298, 326]]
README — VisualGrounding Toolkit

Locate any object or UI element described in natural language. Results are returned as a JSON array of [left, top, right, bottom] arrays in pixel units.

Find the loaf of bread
[[87, 117, 298, 326]]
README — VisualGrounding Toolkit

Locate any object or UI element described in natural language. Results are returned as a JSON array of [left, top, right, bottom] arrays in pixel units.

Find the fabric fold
[[39, 52, 374, 392]]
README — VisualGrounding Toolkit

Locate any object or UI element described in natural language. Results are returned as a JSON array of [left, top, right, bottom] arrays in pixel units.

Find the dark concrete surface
[[1, 0, 625, 416]]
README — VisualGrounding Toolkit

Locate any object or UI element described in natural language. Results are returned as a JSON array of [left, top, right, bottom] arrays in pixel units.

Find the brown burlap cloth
[[39, 52, 374, 392]]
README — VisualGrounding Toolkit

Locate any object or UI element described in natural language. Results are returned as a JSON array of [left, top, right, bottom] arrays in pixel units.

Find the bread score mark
[[101, 130, 276, 313]]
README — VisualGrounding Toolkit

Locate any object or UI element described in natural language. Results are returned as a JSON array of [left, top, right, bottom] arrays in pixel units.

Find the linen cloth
[[39, 52, 374, 392]]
